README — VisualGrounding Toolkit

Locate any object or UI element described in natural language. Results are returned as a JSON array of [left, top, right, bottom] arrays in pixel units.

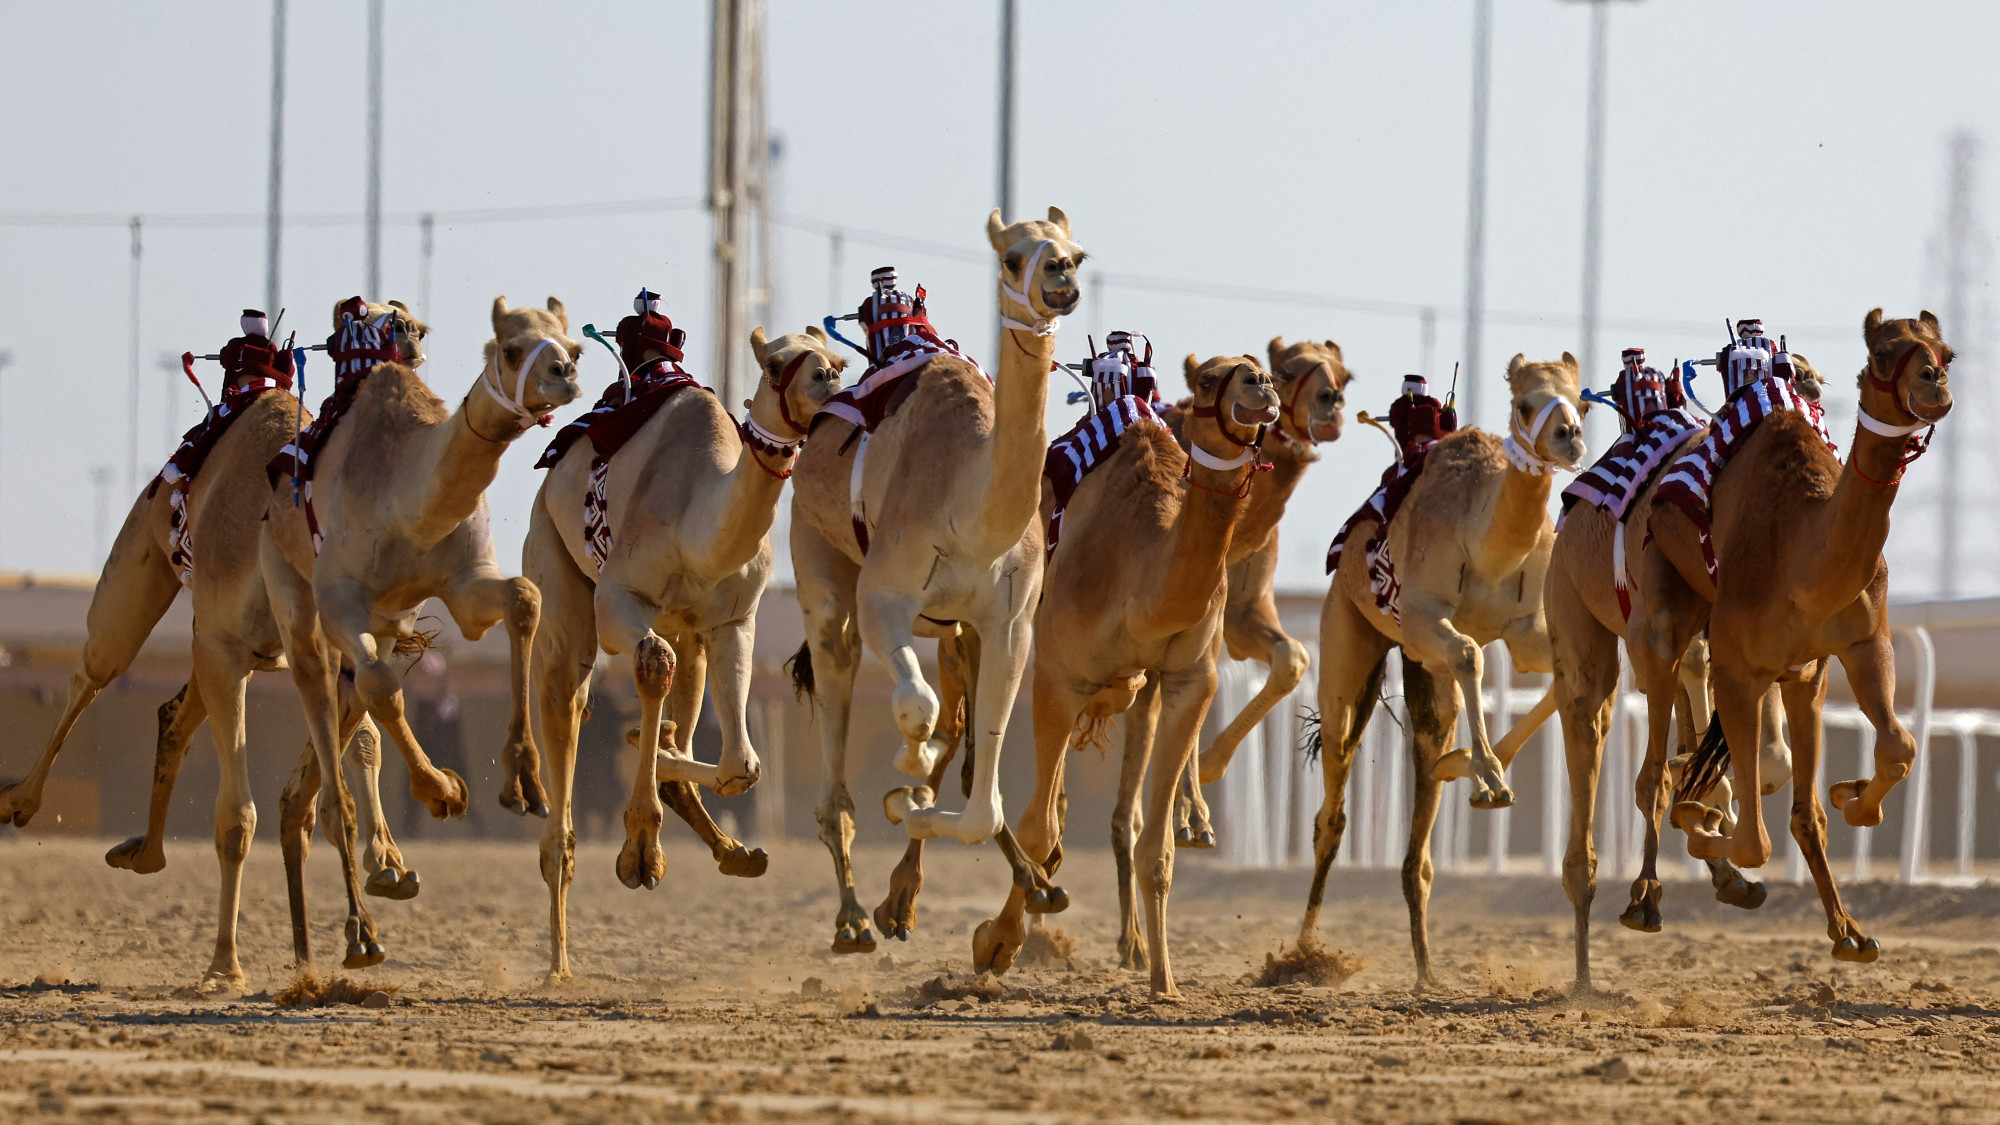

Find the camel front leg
[[105, 682, 209, 875], [1679, 665, 1773, 868], [349, 718, 419, 900], [1399, 655, 1457, 990], [1300, 591, 1393, 947], [876, 635, 969, 940], [1136, 657, 1221, 997], [444, 574, 547, 818], [1197, 620, 1310, 785], [1557, 683, 1611, 994], [1116, 677, 1162, 970], [795, 525, 874, 953], [855, 590, 948, 799], [1830, 627, 1915, 828], [1173, 755, 1215, 848], [595, 583, 674, 891], [1402, 599, 1511, 809], [894, 605, 1028, 845], [189, 631, 259, 991], [972, 659, 1084, 974], [659, 618, 762, 796], [1619, 652, 1680, 934], [1782, 665, 1879, 962]]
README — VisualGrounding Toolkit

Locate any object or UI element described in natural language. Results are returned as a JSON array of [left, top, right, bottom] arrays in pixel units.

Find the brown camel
[[1299, 354, 1586, 988], [0, 303, 424, 989], [1170, 335, 1350, 848], [1617, 309, 1951, 964], [973, 353, 1281, 994], [789, 207, 1082, 953], [524, 323, 841, 982], [263, 296, 580, 969]]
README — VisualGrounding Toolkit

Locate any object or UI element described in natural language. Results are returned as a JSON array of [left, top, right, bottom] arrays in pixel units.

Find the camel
[[1298, 354, 1586, 988], [788, 207, 1082, 953], [263, 296, 581, 970], [524, 321, 841, 982], [0, 304, 425, 989], [1601, 309, 1951, 965], [973, 352, 1281, 994], [1170, 335, 1350, 848]]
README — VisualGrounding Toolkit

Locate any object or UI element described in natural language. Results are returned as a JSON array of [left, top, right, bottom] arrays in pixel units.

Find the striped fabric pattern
[[817, 324, 984, 435], [583, 456, 614, 577], [1561, 407, 1705, 523], [1655, 373, 1837, 581], [1042, 395, 1164, 558]]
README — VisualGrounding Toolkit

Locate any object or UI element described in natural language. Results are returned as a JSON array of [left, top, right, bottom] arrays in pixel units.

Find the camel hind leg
[[351, 718, 419, 900], [1298, 587, 1393, 948], [1, 500, 181, 826], [794, 522, 874, 954], [1399, 654, 1457, 990], [106, 682, 209, 874], [443, 574, 548, 819], [1782, 663, 1878, 962], [1115, 677, 1163, 970], [876, 634, 970, 941]]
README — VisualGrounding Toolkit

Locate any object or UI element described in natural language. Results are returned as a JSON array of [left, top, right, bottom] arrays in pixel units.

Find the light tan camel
[[1298, 354, 1586, 988], [1171, 335, 1350, 848], [788, 207, 1082, 953], [1619, 309, 1952, 963], [263, 296, 580, 969], [0, 303, 425, 989], [525, 324, 841, 982], [973, 354, 1281, 994]]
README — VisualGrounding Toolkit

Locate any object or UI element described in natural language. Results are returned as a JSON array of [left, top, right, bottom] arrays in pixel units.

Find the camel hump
[[1400, 428, 1508, 520]]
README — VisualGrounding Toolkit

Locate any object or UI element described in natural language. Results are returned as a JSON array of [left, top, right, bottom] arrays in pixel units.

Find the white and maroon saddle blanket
[[815, 324, 986, 555], [1655, 373, 1836, 582], [1326, 448, 1436, 625], [1559, 407, 1704, 620], [1042, 395, 1165, 558], [154, 374, 288, 585]]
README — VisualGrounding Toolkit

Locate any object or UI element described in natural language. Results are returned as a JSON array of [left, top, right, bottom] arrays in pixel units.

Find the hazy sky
[[1, 1, 1994, 594]]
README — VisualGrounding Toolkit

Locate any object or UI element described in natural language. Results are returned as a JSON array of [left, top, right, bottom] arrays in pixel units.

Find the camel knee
[[1271, 640, 1310, 693], [353, 662, 400, 712], [539, 828, 576, 887], [890, 673, 940, 744], [1136, 854, 1171, 899], [505, 578, 541, 630], [1443, 637, 1480, 680], [216, 809, 255, 864], [634, 635, 677, 701]]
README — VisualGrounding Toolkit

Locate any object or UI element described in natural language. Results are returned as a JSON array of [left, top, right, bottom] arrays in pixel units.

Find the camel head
[[1788, 352, 1823, 402], [1266, 337, 1349, 444], [1181, 354, 1281, 456], [1503, 353, 1588, 471], [331, 297, 431, 367], [1860, 308, 1953, 425], [486, 296, 583, 415], [748, 324, 846, 439], [986, 206, 1085, 330]]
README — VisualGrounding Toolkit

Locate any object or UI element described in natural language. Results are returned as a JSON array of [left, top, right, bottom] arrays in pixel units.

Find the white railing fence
[[1205, 619, 2000, 885]]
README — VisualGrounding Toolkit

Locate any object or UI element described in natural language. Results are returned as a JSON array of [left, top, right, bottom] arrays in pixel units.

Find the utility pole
[[994, 0, 1017, 361], [418, 212, 435, 321], [1420, 307, 1437, 377], [127, 216, 143, 498], [365, 0, 384, 301], [266, 0, 287, 317], [1461, 0, 1493, 431], [90, 466, 114, 565], [1934, 131, 1982, 597], [827, 228, 844, 317], [708, 0, 762, 408], [1578, 1, 1608, 445], [157, 352, 186, 452]]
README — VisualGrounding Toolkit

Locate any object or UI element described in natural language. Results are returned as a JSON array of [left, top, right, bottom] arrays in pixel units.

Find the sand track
[[3, 838, 2000, 1122]]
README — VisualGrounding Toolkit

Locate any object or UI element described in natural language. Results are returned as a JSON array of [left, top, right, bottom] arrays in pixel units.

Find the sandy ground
[[4, 836, 2000, 1123]]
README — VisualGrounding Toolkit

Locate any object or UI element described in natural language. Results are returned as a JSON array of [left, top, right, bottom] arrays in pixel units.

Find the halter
[[1502, 395, 1577, 474], [1276, 358, 1335, 446], [1852, 340, 1942, 486], [736, 348, 821, 479], [998, 239, 1060, 336], [1184, 362, 1273, 495], [477, 337, 562, 433]]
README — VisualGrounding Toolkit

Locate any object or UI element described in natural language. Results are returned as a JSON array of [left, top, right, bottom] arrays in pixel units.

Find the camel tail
[[1298, 708, 1324, 763], [784, 642, 815, 701], [1673, 710, 1730, 806]]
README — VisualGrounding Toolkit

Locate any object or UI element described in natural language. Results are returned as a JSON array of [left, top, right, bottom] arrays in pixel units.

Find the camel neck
[[967, 325, 1054, 559], [688, 408, 794, 577], [1230, 438, 1313, 564], [1805, 422, 1913, 604], [1478, 461, 1555, 570], [1138, 445, 1251, 640], [409, 390, 520, 549]]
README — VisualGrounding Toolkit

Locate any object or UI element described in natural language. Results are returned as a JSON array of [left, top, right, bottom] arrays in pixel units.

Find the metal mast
[[365, 0, 384, 301], [127, 217, 143, 497], [266, 0, 287, 317], [994, 0, 1017, 360], [1460, 0, 1493, 430], [1936, 131, 1981, 597], [1578, 1, 1609, 446], [708, 0, 761, 409]]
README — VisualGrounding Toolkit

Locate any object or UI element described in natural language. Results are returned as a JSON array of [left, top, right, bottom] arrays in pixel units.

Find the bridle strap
[[1276, 359, 1329, 445], [1503, 396, 1575, 474], [1189, 364, 1268, 451], [1857, 408, 1928, 438], [771, 351, 816, 435], [998, 240, 1059, 336], [480, 338, 561, 430]]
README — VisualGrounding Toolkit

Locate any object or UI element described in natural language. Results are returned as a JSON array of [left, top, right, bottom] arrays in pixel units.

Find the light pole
[[266, 0, 287, 316], [365, 0, 384, 301], [1460, 0, 1492, 431]]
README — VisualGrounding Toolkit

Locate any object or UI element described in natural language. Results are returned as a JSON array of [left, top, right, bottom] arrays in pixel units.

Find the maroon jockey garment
[[264, 307, 401, 552], [151, 335, 295, 585]]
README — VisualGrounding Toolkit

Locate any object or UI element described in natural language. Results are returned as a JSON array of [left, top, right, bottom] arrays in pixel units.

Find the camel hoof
[[104, 836, 166, 875], [1469, 782, 1514, 810], [1833, 936, 1881, 964], [1174, 825, 1192, 845], [972, 918, 1018, 974], [1618, 903, 1663, 933], [365, 868, 421, 900], [343, 941, 387, 970], [198, 969, 248, 996], [1830, 779, 1882, 827], [882, 785, 933, 827], [1715, 875, 1766, 910], [616, 835, 665, 890], [1432, 748, 1474, 781], [1117, 938, 1147, 972], [892, 737, 944, 779], [716, 845, 768, 879], [1043, 885, 1070, 914], [1670, 800, 1721, 835], [0, 783, 40, 827], [873, 901, 914, 942], [1175, 827, 1216, 850], [832, 922, 877, 955]]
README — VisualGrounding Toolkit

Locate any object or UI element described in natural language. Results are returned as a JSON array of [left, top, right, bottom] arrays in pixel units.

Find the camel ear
[[1324, 340, 1342, 357], [1183, 353, 1202, 390], [545, 296, 568, 332], [491, 296, 509, 338], [1863, 307, 1884, 341], [1920, 309, 1941, 335], [750, 325, 769, 363], [806, 323, 829, 344], [387, 299, 410, 314], [1046, 205, 1071, 235], [1561, 351, 1579, 371], [1506, 353, 1526, 376], [986, 209, 1008, 252], [1267, 336, 1287, 370]]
